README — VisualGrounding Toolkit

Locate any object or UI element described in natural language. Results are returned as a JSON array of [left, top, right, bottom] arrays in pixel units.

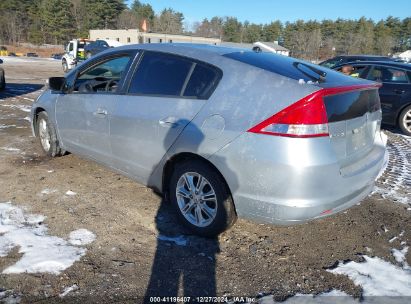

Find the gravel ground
[[0, 58, 410, 303]]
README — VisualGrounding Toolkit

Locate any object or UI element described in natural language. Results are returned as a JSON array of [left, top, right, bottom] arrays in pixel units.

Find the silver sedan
[[31, 44, 386, 236]]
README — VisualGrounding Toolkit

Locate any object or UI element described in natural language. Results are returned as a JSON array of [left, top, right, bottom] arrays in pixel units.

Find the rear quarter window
[[183, 63, 222, 99]]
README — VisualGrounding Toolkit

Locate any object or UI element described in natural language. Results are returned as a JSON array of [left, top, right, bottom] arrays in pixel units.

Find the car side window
[[183, 63, 221, 99], [73, 55, 132, 93], [129, 52, 193, 96], [129, 51, 222, 99], [337, 65, 368, 78], [367, 66, 409, 83]]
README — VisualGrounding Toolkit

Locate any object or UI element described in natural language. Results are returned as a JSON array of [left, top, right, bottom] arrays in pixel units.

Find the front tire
[[169, 160, 237, 237], [36, 112, 61, 157], [399, 105, 411, 136]]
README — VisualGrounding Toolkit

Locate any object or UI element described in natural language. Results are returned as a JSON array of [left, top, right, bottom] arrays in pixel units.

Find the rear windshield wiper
[[293, 62, 327, 83]]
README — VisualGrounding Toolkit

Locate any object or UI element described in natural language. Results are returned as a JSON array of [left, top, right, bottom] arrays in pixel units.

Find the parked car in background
[[30, 44, 386, 236], [51, 53, 63, 60], [333, 61, 411, 136], [26, 52, 39, 57], [84, 40, 110, 58], [0, 59, 5, 90], [320, 55, 398, 69], [8, 52, 16, 57]]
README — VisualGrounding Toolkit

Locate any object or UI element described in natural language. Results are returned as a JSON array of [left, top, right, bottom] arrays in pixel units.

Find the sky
[[127, 0, 411, 25]]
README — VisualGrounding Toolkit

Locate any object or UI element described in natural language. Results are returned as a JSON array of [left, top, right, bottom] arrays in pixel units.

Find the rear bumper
[[209, 131, 386, 225]]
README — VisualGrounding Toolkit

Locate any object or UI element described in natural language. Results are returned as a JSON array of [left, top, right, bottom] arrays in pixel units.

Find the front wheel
[[169, 160, 237, 237], [399, 105, 411, 136], [36, 112, 61, 157]]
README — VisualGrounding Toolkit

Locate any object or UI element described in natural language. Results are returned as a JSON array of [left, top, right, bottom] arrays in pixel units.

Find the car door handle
[[93, 108, 108, 117], [394, 89, 405, 94], [159, 117, 179, 128]]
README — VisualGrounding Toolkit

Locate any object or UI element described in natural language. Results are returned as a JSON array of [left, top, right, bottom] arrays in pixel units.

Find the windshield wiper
[[293, 62, 327, 83]]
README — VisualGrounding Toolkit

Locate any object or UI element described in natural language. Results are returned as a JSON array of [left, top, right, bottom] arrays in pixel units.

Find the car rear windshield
[[224, 51, 337, 83]]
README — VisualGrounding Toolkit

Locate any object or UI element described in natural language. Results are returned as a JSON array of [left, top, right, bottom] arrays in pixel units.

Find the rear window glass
[[223, 51, 340, 83], [324, 89, 380, 122], [129, 52, 193, 96], [183, 64, 221, 99]]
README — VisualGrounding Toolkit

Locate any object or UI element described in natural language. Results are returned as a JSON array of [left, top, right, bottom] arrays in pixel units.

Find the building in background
[[89, 29, 289, 56], [220, 41, 289, 56], [89, 29, 220, 45]]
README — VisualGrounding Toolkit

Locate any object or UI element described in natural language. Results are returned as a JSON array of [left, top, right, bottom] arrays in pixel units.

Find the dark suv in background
[[333, 61, 411, 135], [320, 55, 398, 69], [84, 40, 110, 58]]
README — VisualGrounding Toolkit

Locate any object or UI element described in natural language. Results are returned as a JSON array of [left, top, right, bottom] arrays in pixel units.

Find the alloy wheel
[[176, 172, 218, 227], [38, 118, 51, 151]]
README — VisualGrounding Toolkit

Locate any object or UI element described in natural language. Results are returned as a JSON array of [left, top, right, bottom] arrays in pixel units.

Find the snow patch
[[0, 202, 94, 274], [65, 190, 77, 196], [158, 234, 187, 246], [372, 134, 411, 206], [0, 104, 31, 112], [69, 229, 96, 245], [0, 124, 17, 129], [1, 147, 20, 152], [327, 255, 411, 296], [59, 284, 79, 298], [40, 188, 58, 195]]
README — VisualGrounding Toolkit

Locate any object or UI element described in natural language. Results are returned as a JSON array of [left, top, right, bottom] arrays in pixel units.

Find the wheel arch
[[32, 107, 47, 136], [397, 101, 411, 124], [162, 152, 235, 207]]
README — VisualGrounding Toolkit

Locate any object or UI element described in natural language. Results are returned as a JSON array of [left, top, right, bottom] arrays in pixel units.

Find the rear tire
[[399, 105, 411, 136], [169, 159, 237, 237], [36, 111, 61, 157]]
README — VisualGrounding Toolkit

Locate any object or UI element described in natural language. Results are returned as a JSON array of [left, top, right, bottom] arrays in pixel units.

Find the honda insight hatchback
[[31, 44, 386, 236]]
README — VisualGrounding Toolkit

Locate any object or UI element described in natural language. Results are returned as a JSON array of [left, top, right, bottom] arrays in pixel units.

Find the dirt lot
[[0, 58, 410, 303]]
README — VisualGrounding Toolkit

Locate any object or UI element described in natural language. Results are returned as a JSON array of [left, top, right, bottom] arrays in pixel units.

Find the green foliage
[[0, 0, 410, 61]]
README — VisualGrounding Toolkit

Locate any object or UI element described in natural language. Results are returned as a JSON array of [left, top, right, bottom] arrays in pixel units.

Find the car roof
[[334, 60, 411, 70], [338, 55, 391, 58], [114, 43, 252, 56]]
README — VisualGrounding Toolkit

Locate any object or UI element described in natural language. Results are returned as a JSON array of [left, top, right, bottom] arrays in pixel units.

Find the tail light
[[247, 84, 381, 138]]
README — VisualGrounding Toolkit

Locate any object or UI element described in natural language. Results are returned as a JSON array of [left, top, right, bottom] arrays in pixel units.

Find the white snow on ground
[[392, 246, 410, 269], [0, 202, 94, 274], [40, 188, 58, 195], [0, 124, 17, 129], [59, 284, 79, 298], [157, 234, 187, 246], [0, 104, 32, 113], [327, 255, 411, 296], [68, 229, 96, 246], [65, 190, 77, 196], [0, 290, 22, 304], [373, 133, 411, 206], [1, 147, 20, 152]]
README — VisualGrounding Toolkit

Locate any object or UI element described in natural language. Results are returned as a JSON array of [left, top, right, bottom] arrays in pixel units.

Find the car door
[[365, 65, 411, 124], [55, 52, 135, 165], [109, 51, 222, 183]]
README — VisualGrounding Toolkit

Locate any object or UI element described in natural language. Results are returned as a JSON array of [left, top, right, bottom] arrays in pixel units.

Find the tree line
[[0, 0, 410, 60]]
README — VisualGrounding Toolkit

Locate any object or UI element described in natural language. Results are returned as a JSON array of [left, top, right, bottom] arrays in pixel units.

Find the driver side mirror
[[0, 59, 3, 64], [48, 77, 65, 91]]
